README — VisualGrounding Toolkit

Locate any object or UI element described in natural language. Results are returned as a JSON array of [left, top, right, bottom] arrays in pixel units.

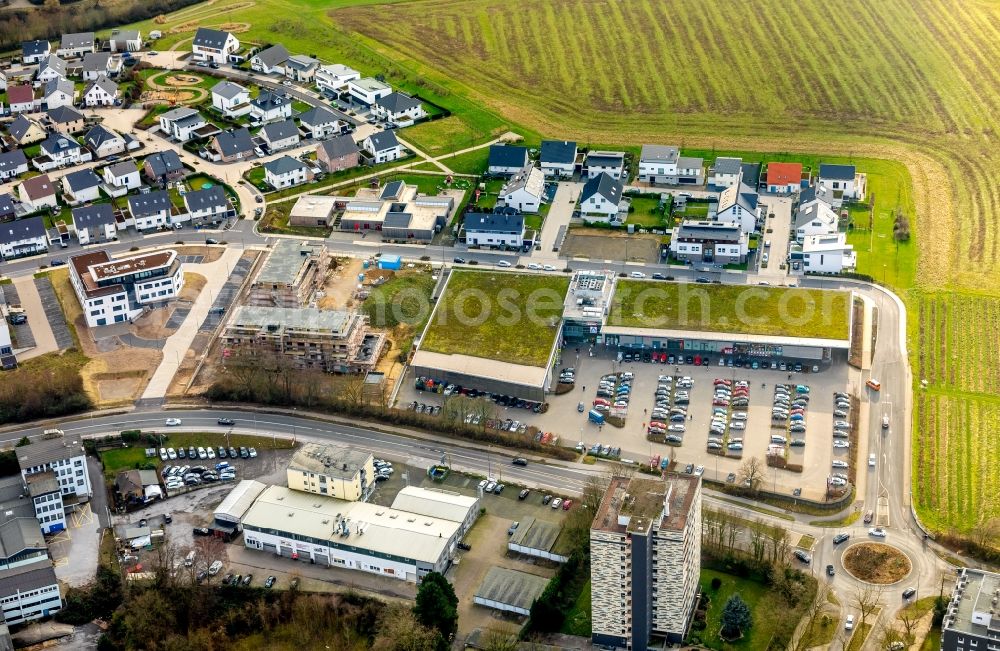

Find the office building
[[15, 432, 91, 500], [940, 568, 1000, 651], [69, 249, 184, 327], [286, 443, 375, 501]]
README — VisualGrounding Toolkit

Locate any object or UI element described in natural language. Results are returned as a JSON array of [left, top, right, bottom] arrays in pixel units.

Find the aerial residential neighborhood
[[0, 4, 988, 651]]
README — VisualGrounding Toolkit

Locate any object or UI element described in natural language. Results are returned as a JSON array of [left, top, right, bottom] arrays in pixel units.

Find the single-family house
[[0, 69, 6, 91], [18, 175, 58, 211], [249, 90, 291, 124], [8, 116, 46, 146], [298, 106, 341, 140], [46, 106, 86, 133], [250, 44, 289, 74], [259, 119, 300, 152], [62, 169, 101, 205], [766, 162, 803, 194], [128, 190, 173, 229], [43, 78, 75, 110], [361, 131, 402, 164], [36, 55, 68, 84], [56, 32, 96, 58], [675, 157, 704, 185], [82, 76, 118, 107], [714, 183, 761, 234], [264, 155, 312, 189], [36, 132, 91, 169], [579, 172, 623, 222], [0, 216, 48, 259], [284, 55, 319, 83], [6, 85, 36, 114], [316, 64, 360, 95], [790, 233, 856, 274], [0, 194, 16, 222], [211, 81, 251, 118], [184, 185, 233, 224], [499, 163, 544, 213], [637, 144, 679, 184], [72, 204, 116, 244], [371, 92, 425, 127], [192, 28, 240, 64], [0, 150, 29, 182], [463, 213, 525, 249], [585, 150, 626, 180], [487, 145, 529, 176], [159, 107, 207, 142], [670, 220, 748, 264], [347, 77, 391, 106], [108, 30, 142, 52], [103, 161, 141, 192], [540, 140, 577, 178], [212, 127, 254, 163], [817, 163, 866, 208], [794, 197, 839, 242], [81, 53, 116, 81], [21, 40, 51, 65], [316, 134, 359, 172], [708, 157, 743, 189], [142, 150, 185, 184], [84, 124, 126, 159]]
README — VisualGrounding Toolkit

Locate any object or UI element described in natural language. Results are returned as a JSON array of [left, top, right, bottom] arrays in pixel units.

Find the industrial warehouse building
[[240, 485, 474, 581]]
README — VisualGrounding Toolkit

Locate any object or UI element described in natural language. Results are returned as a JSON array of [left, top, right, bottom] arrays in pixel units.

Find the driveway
[[757, 195, 793, 280], [11, 276, 58, 361], [535, 182, 581, 259]]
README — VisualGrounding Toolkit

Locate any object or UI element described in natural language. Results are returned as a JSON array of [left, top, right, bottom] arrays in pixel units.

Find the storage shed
[[473, 567, 550, 616], [214, 480, 267, 530], [377, 255, 402, 270]]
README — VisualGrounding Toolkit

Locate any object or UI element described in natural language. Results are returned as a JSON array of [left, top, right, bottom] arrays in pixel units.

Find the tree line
[[0, 353, 91, 425]]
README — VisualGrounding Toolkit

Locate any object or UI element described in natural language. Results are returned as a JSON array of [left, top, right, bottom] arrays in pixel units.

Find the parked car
[[193, 527, 211, 536], [264, 575, 276, 589], [457, 541, 472, 551], [902, 587, 916, 600], [507, 522, 520, 536], [793, 550, 811, 564]]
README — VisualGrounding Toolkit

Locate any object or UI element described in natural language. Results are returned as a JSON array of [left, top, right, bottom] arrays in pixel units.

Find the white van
[[869, 453, 877, 467], [184, 550, 196, 567]]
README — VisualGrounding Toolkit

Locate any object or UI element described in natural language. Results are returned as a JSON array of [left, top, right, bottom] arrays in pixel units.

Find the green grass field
[[401, 116, 498, 157], [420, 270, 569, 367], [361, 271, 437, 330], [560, 579, 592, 637], [608, 281, 851, 340], [698, 569, 808, 651]]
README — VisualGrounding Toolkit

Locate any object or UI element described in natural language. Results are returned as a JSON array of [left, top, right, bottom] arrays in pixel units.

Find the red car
[[649, 421, 667, 429], [713, 399, 729, 407], [593, 398, 610, 407], [714, 379, 732, 386], [562, 499, 573, 511]]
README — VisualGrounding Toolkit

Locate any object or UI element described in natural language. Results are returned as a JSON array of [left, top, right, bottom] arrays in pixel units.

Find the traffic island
[[842, 542, 911, 584]]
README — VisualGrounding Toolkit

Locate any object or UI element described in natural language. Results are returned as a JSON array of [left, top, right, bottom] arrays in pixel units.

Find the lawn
[[360, 270, 437, 330], [628, 196, 667, 228], [560, 579, 592, 637], [261, 202, 332, 238], [439, 147, 490, 175], [400, 116, 497, 157], [266, 156, 415, 201], [420, 270, 570, 367], [608, 281, 851, 341], [698, 568, 805, 651]]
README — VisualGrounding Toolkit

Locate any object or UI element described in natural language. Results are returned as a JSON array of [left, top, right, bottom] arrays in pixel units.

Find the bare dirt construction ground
[[843, 542, 912, 584], [49, 269, 163, 407], [317, 257, 363, 310], [174, 245, 225, 263], [563, 229, 661, 262]]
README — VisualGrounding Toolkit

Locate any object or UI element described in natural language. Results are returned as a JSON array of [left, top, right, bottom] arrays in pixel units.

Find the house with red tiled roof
[[766, 162, 803, 194], [7, 85, 37, 114]]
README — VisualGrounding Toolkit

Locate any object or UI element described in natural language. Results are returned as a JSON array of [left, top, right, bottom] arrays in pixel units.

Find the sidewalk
[[140, 248, 243, 399]]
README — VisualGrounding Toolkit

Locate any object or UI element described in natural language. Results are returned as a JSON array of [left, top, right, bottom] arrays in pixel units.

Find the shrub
[[710, 577, 722, 591]]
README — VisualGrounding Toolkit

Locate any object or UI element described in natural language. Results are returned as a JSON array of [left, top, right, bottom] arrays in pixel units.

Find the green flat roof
[[420, 270, 569, 368], [607, 281, 850, 341]]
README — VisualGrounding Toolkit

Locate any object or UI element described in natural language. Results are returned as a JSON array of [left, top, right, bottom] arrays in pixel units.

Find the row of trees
[[0, 353, 91, 425]]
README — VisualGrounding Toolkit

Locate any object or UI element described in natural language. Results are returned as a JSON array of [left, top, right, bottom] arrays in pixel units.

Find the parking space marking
[[71, 504, 94, 528], [49, 530, 71, 545]]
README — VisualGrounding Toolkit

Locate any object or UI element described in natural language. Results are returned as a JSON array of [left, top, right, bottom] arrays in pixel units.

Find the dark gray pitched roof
[[383, 211, 413, 229], [144, 150, 184, 176], [263, 155, 307, 176], [253, 44, 289, 68], [128, 190, 171, 217], [38, 55, 66, 78], [72, 203, 115, 229], [0, 216, 46, 244], [488, 145, 528, 169], [798, 185, 816, 205], [214, 128, 253, 157], [581, 172, 622, 204], [374, 91, 420, 114], [60, 32, 95, 50], [105, 160, 138, 178], [82, 52, 110, 73], [44, 78, 73, 99], [40, 132, 81, 156], [713, 156, 742, 175], [212, 80, 247, 101], [379, 180, 405, 200], [0, 150, 28, 176], [366, 130, 399, 152], [251, 90, 289, 111], [740, 162, 762, 188], [540, 140, 577, 165], [8, 116, 37, 142], [318, 134, 358, 159], [819, 163, 855, 181], [22, 40, 49, 58], [184, 185, 228, 211], [63, 168, 100, 192], [260, 119, 298, 142], [298, 106, 338, 126], [464, 212, 525, 232], [46, 105, 84, 124], [84, 124, 122, 149], [85, 76, 118, 97], [0, 561, 59, 597], [193, 28, 232, 50], [0, 194, 14, 216]]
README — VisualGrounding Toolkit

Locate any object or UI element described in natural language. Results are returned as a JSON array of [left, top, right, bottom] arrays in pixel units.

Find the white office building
[[69, 249, 184, 327], [15, 432, 92, 500]]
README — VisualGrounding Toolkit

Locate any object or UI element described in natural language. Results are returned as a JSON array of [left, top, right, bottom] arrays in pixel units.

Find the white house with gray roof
[[36, 132, 91, 170], [0, 151, 28, 182], [790, 233, 855, 273], [128, 190, 173, 230], [56, 32, 95, 58], [316, 64, 360, 94], [361, 131, 402, 164], [372, 92, 425, 127], [794, 198, 839, 242], [463, 212, 525, 248], [540, 140, 577, 178], [83, 76, 119, 107], [259, 119, 300, 152], [192, 28, 240, 63], [84, 125, 125, 159], [109, 30, 142, 52], [264, 155, 312, 189], [81, 52, 119, 81], [183, 185, 234, 224], [586, 150, 626, 180], [250, 44, 290, 74], [348, 77, 391, 106], [670, 220, 748, 264], [159, 107, 207, 142], [211, 80, 251, 117], [714, 183, 761, 233], [16, 431, 92, 498], [42, 78, 74, 110], [72, 204, 117, 244], [708, 156, 743, 189], [638, 144, 679, 184], [499, 163, 544, 213], [102, 161, 141, 193], [21, 40, 50, 65], [62, 169, 101, 204], [675, 156, 704, 185], [0, 216, 47, 259], [816, 163, 866, 208], [249, 90, 292, 124], [284, 55, 319, 82], [580, 172, 624, 222], [298, 106, 342, 139], [35, 55, 67, 84]]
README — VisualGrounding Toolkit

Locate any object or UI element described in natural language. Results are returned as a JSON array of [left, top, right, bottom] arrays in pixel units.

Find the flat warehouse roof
[[607, 281, 851, 342], [410, 350, 549, 388], [474, 567, 550, 612], [509, 516, 561, 551]]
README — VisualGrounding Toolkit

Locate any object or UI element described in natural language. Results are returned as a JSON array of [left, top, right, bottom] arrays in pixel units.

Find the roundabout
[[842, 542, 912, 585]]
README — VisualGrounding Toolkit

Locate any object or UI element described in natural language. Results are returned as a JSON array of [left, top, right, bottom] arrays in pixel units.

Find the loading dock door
[[314, 554, 329, 566], [263, 543, 277, 554], [280, 545, 294, 558]]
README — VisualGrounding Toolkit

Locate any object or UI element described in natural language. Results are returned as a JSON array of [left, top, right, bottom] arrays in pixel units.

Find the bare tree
[[766, 522, 790, 566], [726, 510, 742, 553], [748, 519, 768, 566], [972, 515, 1000, 548], [737, 456, 767, 493], [897, 607, 920, 643], [193, 536, 226, 584], [853, 585, 885, 630], [879, 622, 906, 650]]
